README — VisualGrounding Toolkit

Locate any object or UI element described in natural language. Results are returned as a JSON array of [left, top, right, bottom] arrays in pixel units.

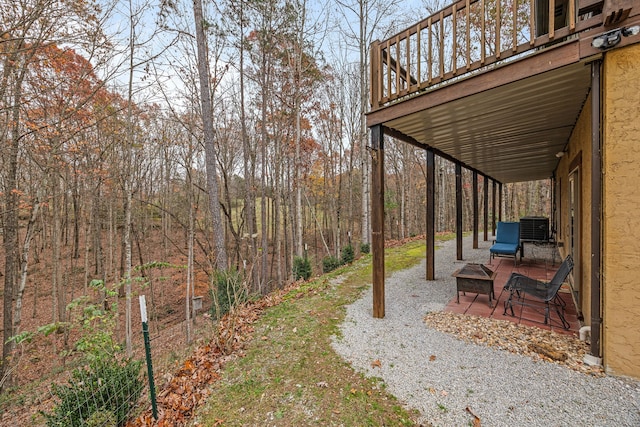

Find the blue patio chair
[[503, 255, 574, 329], [489, 221, 521, 265]]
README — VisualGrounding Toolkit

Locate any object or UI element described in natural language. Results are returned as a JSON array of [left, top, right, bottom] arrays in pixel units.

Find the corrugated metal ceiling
[[384, 61, 593, 183]]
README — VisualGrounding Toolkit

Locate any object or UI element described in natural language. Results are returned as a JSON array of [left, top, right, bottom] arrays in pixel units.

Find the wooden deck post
[[492, 180, 497, 236], [456, 163, 463, 260], [426, 149, 435, 280], [371, 124, 385, 318], [483, 176, 489, 241], [498, 182, 503, 222], [370, 41, 380, 110], [473, 171, 479, 249], [590, 59, 602, 359]]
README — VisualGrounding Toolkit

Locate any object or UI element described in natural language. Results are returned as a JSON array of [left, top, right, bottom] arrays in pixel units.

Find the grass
[[196, 239, 433, 426]]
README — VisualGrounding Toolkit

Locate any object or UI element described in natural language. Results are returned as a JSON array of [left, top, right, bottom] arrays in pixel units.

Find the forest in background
[[0, 0, 551, 417]]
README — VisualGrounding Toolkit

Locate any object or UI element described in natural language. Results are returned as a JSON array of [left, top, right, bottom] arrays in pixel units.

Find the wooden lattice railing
[[370, 0, 605, 109]]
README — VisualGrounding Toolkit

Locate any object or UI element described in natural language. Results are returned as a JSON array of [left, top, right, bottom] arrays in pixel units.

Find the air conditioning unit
[[535, 0, 570, 37], [520, 217, 549, 241]]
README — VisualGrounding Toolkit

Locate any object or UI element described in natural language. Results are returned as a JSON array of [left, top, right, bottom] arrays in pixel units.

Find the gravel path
[[331, 237, 640, 427]]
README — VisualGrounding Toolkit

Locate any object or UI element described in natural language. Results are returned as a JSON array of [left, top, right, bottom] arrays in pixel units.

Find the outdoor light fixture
[[592, 25, 640, 50], [592, 29, 623, 49], [623, 25, 640, 37]]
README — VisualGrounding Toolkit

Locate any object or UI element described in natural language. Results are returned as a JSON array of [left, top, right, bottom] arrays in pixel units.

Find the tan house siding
[[556, 43, 640, 377], [557, 93, 592, 326], [602, 43, 640, 377]]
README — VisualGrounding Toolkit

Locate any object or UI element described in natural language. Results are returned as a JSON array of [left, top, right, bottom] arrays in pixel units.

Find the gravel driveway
[[331, 237, 640, 427]]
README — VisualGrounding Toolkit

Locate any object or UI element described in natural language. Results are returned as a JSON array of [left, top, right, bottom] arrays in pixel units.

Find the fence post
[[139, 295, 158, 419]]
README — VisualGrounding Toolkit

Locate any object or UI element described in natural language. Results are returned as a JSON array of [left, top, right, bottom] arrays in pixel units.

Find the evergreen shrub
[[341, 244, 355, 264], [322, 256, 342, 273], [360, 242, 370, 254], [293, 256, 312, 280]]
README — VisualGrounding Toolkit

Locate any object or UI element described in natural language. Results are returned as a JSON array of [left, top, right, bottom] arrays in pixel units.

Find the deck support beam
[[371, 124, 385, 318], [498, 182, 503, 223], [492, 180, 497, 236], [590, 59, 602, 359], [483, 177, 489, 241], [456, 163, 463, 260], [426, 149, 435, 280], [473, 171, 479, 249]]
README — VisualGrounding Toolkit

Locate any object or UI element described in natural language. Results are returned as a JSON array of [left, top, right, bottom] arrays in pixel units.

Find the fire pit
[[452, 263, 497, 307]]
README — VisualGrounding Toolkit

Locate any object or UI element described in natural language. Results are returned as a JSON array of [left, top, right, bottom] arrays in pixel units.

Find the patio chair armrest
[[503, 272, 525, 290]]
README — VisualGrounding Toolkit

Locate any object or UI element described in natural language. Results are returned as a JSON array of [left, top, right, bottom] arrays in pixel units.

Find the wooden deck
[[370, 0, 624, 111], [365, 1, 640, 185]]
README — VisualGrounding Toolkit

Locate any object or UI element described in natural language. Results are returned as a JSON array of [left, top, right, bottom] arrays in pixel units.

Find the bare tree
[[334, 0, 406, 247], [192, 0, 228, 272], [224, 0, 258, 280], [0, 0, 103, 388]]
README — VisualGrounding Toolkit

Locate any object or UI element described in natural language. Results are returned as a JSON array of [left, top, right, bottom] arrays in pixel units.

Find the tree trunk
[[274, 137, 282, 288], [1, 64, 23, 389], [186, 168, 194, 344], [162, 143, 171, 262], [123, 178, 133, 355], [124, 0, 136, 356], [14, 198, 41, 337], [359, 0, 370, 246], [52, 172, 65, 323], [293, 5, 305, 258], [260, 49, 269, 293], [193, 0, 228, 272], [238, 0, 257, 287]]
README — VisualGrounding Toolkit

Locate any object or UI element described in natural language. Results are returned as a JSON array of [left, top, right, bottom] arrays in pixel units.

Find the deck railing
[[370, 0, 604, 109]]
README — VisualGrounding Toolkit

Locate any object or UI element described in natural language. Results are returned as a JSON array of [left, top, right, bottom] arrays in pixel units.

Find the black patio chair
[[503, 255, 574, 329]]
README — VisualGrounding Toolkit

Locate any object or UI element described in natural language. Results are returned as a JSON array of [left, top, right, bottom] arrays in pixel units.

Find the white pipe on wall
[[579, 325, 591, 342]]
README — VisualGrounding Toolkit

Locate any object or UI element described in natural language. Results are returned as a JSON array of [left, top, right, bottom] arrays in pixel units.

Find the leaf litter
[[127, 282, 301, 426], [424, 311, 604, 376]]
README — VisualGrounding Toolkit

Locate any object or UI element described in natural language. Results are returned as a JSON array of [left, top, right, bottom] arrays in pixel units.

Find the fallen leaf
[[528, 342, 568, 361], [371, 359, 382, 368], [466, 406, 481, 426], [350, 388, 357, 394], [428, 387, 436, 395], [429, 354, 436, 362], [440, 390, 448, 396]]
